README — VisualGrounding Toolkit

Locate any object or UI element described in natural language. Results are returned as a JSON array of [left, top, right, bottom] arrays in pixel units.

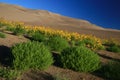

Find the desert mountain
[[0, 3, 104, 30]]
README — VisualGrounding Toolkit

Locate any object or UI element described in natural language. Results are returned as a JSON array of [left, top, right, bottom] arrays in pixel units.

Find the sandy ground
[[0, 3, 120, 42], [0, 32, 28, 47], [0, 32, 120, 80], [0, 3, 120, 80]]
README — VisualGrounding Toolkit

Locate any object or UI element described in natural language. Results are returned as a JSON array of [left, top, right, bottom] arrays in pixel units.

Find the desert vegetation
[[11, 41, 53, 70], [0, 32, 5, 38], [0, 18, 103, 50], [96, 61, 120, 80], [59, 46, 100, 72], [0, 18, 120, 80]]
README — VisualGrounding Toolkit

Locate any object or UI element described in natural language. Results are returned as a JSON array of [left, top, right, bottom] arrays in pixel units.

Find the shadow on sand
[[20, 70, 54, 80], [98, 54, 120, 62], [0, 45, 14, 66], [52, 51, 62, 67]]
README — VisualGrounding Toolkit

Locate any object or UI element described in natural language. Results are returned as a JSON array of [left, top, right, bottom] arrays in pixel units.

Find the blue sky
[[0, 0, 120, 30]]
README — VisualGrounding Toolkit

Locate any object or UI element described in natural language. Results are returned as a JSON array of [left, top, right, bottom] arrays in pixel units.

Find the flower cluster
[[0, 18, 103, 50]]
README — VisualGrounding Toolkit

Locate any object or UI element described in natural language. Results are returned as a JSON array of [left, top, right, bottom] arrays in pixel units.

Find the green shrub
[[107, 45, 120, 53], [0, 22, 12, 28], [69, 40, 85, 47], [7, 24, 26, 35], [99, 61, 120, 80], [0, 32, 5, 38], [0, 22, 5, 27], [83, 38, 96, 49], [6, 26, 15, 32], [13, 24, 26, 35], [83, 38, 104, 50], [46, 36, 69, 52], [59, 46, 100, 72], [31, 31, 46, 42], [104, 39, 119, 46], [11, 41, 53, 70], [53, 73, 70, 80], [75, 40, 86, 46], [0, 67, 21, 80], [26, 30, 35, 36]]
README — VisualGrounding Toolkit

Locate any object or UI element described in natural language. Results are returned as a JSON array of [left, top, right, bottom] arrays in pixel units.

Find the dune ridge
[[0, 3, 104, 30]]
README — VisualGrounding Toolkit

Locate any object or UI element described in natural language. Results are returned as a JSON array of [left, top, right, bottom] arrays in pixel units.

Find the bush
[[59, 46, 100, 72], [98, 61, 120, 80], [103, 39, 119, 46], [0, 32, 5, 38], [0, 22, 12, 28], [7, 24, 26, 35], [13, 24, 26, 35], [11, 41, 53, 70], [26, 30, 35, 36], [0, 67, 21, 80], [107, 45, 120, 53], [75, 40, 86, 46], [0, 22, 6, 27], [83, 38, 104, 50], [53, 73, 70, 80], [6, 26, 15, 31], [31, 31, 46, 42], [46, 36, 69, 52]]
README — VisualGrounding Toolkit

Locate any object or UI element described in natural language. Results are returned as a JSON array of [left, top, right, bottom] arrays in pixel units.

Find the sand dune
[[0, 3, 104, 30], [0, 3, 120, 41]]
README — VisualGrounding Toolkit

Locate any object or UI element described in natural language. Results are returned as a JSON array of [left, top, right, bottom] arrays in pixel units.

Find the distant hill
[[0, 3, 104, 30]]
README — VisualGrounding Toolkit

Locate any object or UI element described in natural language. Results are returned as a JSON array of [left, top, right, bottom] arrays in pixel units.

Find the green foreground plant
[[31, 31, 46, 42], [46, 36, 69, 52], [11, 41, 53, 70], [53, 73, 70, 80], [59, 46, 101, 72], [0, 32, 5, 38], [0, 67, 21, 80], [98, 61, 120, 80], [107, 45, 120, 53], [6, 24, 26, 35]]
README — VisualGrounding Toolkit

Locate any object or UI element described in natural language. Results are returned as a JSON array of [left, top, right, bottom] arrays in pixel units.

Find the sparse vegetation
[[103, 39, 119, 46], [59, 46, 101, 72], [12, 24, 26, 35], [6, 24, 26, 36], [74, 40, 86, 47], [46, 36, 69, 52], [11, 41, 53, 70], [98, 61, 120, 80], [0, 67, 21, 80], [107, 45, 120, 53], [53, 73, 70, 80], [0, 32, 5, 38], [0, 18, 120, 80], [0, 18, 104, 50], [83, 38, 105, 50], [31, 31, 47, 42]]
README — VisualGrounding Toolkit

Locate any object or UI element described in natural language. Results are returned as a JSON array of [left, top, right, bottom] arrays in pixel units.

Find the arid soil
[[0, 3, 120, 41], [0, 32, 120, 80], [0, 3, 120, 80], [0, 31, 28, 47]]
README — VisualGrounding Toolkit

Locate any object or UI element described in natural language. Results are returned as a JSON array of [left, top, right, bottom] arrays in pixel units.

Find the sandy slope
[[0, 32, 120, 80], [0, 3, 120, 80], [0, 3, 120, 41], [0, 3, 104, 30]]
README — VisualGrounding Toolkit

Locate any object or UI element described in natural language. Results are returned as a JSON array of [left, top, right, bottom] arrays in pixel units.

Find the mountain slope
[[0, 3, 104, 30]]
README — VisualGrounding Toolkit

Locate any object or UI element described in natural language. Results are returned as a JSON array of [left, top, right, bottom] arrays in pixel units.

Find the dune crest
[[0, 3, 104, 30]]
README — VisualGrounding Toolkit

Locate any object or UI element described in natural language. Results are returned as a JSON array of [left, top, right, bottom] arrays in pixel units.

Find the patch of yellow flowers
[[0, 18, 103, 50]]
